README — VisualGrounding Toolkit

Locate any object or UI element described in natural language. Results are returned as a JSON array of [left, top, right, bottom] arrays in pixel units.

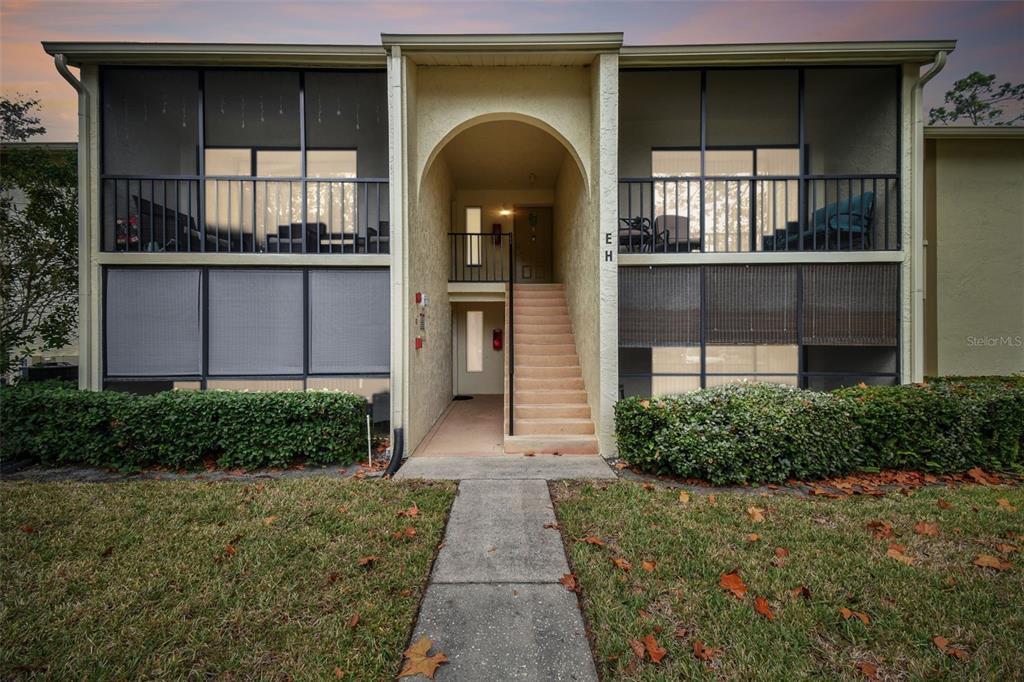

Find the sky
[[2, 0, 1022, 141]]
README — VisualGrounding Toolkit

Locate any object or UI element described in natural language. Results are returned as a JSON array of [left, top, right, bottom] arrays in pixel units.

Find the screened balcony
[[618, 67, 901, 253], [100, 67, 388, 254]]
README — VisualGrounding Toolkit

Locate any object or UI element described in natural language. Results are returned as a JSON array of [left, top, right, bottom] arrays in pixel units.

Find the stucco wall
[[452, 189, 555, 234], [932, 136, 1024, 376], [406, 152, 455, 451]]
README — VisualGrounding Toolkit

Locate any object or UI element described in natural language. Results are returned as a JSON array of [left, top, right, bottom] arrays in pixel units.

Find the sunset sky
[[2, 0, 1022, 141]]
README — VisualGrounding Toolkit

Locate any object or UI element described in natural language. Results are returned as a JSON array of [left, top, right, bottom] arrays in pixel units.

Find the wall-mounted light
[[498, 204, 512, 216]]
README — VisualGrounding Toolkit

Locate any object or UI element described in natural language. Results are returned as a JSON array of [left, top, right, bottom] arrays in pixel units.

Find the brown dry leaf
[[263, 515, 279, 526], [994, 543, 1019, 554], [790, 585, 811, 601], [642, 482, 656, 491], [839, 607, 870, 625], [678, 490, 690, 504], [396, 504, 419, 518], [641, 560, 657, 572], [639, 399, 651, 409], [914, 521, 939, 536], [628, 638, 646, 660], [398, 636, 449, 679], [224, 544, 236, 557], [867, 520, 894, 539], [973, 554, 1013, 570], [692, 640, 720, 662], [346, 612, 360, 629], [966, 467, 991, 485], [774, 547, 790, 559], [937, 499, 953, 510], [933, 635, 970, 661], [887, 543, 915, 565], [612, 557, 633, 571], [707, 494, 717, 507], [753, 596, 774, 621], [559, 573, 578, 592], [719, 571, 748, 599], [746, 533, 761, 542], [857, 660, 879, 680], [543, 522, 561, 529], [643, 634, 667, 663], [19, 525, 35, 534], [357, 555, 378, 567], [997, 498, 1018, 512], [334, 666, 344, 678], [581, 535, 606, 547], [747, 507, 766, 523]]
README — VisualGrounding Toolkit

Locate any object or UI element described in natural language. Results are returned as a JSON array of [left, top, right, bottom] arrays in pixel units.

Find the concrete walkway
[[395, 454, 616, 481], [403, 475, 604, 681]]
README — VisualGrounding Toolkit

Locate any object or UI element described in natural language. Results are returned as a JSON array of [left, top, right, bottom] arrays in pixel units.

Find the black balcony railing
[[618, 174, 899, 254], [449, 232, 514, 282], [102, 176, 389, 254]]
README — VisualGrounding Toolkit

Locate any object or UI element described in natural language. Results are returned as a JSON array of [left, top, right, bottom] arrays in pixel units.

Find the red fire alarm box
[[415, 336, 424, 350], [492, 329, 503, 351]]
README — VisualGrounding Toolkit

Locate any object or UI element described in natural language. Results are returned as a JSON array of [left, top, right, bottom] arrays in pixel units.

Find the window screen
[[706, 70, 798, 147], [207, 269, 304, 375], [304, 71, 388, 177], [102, 69, 199, 175], [802, 263, 899, 346], [309, 269, 390, 374], [618, 70, 700, 176], [105, 268, 202, 376], [705, 265, 798, 344], [618, 266, 700, 347], [204, 71, 300, 148]]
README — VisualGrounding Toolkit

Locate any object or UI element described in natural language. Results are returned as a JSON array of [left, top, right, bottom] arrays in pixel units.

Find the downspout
[[54, 54, 92, 390], [911, 51, 947, 383]]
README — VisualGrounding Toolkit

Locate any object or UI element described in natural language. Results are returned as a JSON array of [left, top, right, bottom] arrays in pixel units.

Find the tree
[[0, 95, 78, 376], [929, 72, 1024, 126]]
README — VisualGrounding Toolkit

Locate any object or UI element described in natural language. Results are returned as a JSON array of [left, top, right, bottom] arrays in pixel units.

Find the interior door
[[453, 302, 505, 395], [514, 206, 553, 283]]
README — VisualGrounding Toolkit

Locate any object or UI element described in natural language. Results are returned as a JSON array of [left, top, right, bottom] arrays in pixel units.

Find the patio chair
[[762, 191, 875, 251]]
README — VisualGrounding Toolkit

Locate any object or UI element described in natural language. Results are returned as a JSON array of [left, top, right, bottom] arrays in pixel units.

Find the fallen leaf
[[628, 638, 646, 660], [747, 507, 765, 523], [966, 467, 990, 485], [396, 504, 419, 518], [754, 596, 774, 620], [224, 544, 236, 557], [334, 666, 344, 678], [399, 637, 448, 678], [100, 546, 114, 558], [994, 543, 1018, 554], [720, 571, 747, 599], [774, 547, 790, 559], [643, 634, 667, 663], [707, 494, 717, 506], [641, 560, 657, 572], [346, 613, 360, 629], [857, 660, 879, 680], [914, 521, 939, 536], [997, 498, 1018, 512], [790, 585, 811, 601], [639, 399, 650, 409], [933, 635, 970, 661], [678, 490, 690, 504], [692, 640, 720, 662], [581, 535, 606, 547], [746, 533, 760, 542], [937, 499, 953, 510], [839, 607, 870, 625], [263, 515, 279, 526], [559, 573, 578, 592], [887, 543, 915, 565], [867, 520, 894, 539], [357, 555, 378, 567], [612, 557, 633, 571], [543, 522, 561, 529], [642, 482, 655, 491], [973, 554, 1013, 570]]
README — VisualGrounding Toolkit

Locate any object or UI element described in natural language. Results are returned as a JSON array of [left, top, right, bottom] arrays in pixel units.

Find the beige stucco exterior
[[925, 129, 1024, 376]]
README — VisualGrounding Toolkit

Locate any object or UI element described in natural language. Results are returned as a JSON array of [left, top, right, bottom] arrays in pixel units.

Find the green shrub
[[1, 383, 368, 470], [616, 378, 1024, 485]]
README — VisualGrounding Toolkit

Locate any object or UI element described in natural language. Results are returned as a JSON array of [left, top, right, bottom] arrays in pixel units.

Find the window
[[309, 269, 390, 374], [466, 310, 484, 373], [465, 207, 482, 266]]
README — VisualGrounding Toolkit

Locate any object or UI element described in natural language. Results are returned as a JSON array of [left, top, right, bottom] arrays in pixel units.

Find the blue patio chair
[[763, 191, 875, 251]]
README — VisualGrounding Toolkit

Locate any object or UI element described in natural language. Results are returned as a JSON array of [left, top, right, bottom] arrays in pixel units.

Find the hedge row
[[0, 383, 368, 470], [615, 379, 1024, 485]]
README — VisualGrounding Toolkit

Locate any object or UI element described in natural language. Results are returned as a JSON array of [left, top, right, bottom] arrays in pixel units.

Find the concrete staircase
[[504, 283, 599, 455]]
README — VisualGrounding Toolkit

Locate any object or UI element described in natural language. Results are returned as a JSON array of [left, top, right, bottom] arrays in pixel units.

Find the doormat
[[452, 395, 474, 401]]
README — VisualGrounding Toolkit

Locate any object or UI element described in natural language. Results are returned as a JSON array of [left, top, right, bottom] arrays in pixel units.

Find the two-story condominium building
[[44, 33, 955, 458]]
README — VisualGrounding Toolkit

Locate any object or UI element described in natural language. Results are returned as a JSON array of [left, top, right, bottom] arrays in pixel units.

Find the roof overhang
[[620, 40, 956, 67], [381, 32, 623, 66], [925, 125, 1024, 140], [41, 42, 386, 68]]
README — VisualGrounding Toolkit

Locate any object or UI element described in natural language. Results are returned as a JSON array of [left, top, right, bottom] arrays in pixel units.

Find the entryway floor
[[414, 395, 505, 457]]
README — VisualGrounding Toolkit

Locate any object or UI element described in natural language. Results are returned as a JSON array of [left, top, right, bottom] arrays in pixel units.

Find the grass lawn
[[1, 478, 455, 680], [552, 481, 1023, 681]]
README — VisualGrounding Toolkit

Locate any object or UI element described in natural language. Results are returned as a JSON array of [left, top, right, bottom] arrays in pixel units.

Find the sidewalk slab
[[407, 583, 598, 682], [432, 480, 567, 583], [394, 455, 615, 481]]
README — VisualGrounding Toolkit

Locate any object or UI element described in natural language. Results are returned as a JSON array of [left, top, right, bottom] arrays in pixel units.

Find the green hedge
[[616, 379, 1024, 485], [0, 383, 368, 470]]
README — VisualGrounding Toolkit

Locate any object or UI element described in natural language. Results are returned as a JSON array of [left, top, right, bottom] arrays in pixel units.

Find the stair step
[[517, 343, 576, 354], [515, 376, 584, 390], [513, 283, 563, 290], [509, 403, 592, 419], [515, 389, 588, 404], [515, 333, 575, 345], [515, 354, 579, 367], [514, 314, 571, 326], [515, 365, 582, 378], [515, 322, 572, 335], [515, 298, 568, 308], [503, 434, 599, 455], [513, 418, 595, 435]]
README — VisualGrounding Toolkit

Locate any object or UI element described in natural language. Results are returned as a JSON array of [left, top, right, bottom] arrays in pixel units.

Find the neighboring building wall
[[406, 152, 455, 450], [927, 132, 1024, 376]]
